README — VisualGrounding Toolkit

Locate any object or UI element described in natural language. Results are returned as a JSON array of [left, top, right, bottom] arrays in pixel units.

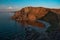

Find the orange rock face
[[12, 7, 60, 28]]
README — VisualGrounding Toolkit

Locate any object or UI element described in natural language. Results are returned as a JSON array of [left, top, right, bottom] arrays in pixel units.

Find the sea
[[0, 12, 50, 40]]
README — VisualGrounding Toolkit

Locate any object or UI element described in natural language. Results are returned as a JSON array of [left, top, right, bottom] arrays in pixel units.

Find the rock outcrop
[[40, 11, 59, 32], [12, 7, 60, 29], [51, 9, 60, 14]]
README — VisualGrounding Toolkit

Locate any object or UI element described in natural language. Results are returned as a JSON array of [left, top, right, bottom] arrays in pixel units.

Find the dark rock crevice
[[40, 11, 59, 32]]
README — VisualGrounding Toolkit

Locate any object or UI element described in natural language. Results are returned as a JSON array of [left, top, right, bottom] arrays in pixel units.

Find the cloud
[[8, 6, 13, 9]]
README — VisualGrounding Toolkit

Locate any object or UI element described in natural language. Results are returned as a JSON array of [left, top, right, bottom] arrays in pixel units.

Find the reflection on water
[[0, 12, 50, 40]]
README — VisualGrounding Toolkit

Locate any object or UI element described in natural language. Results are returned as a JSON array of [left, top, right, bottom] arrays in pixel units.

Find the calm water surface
[[0, 12, 50, 40], [0, 12, 25, 39]]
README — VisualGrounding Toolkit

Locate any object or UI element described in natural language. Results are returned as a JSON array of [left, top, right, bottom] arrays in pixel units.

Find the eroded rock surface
[[11, 7, 60, 40], [12, 7, 60, 29]]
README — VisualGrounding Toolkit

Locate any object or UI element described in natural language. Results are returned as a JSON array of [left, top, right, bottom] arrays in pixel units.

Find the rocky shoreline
[[12, 7, 60, 32]]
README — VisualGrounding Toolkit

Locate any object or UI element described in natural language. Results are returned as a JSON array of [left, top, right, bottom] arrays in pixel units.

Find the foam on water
[[25, 20, 51, 33]]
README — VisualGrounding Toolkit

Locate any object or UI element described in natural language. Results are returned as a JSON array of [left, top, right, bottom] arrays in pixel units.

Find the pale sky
[[0, 0, 60, 10]]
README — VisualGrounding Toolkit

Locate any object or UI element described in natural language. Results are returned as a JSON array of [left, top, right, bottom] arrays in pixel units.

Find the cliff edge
[[12, 7, 60, 29]]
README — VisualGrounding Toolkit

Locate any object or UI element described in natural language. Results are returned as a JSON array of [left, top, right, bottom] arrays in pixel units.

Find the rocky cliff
[[12, 7, 60, 29]]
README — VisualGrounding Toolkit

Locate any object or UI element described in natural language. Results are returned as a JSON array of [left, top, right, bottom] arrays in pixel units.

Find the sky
[[0, 0, 60, 11]]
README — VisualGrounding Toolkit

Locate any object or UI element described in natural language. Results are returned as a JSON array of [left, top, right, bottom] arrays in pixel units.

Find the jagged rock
[[12, 7, 60, 40], [12, 7, 60, 30], [12, 7, 49, 28], [40, 11, 59, 32]]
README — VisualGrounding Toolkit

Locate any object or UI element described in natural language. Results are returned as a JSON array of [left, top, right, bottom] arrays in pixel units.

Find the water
[[0, 12, 25, 40], [0, 12, 50, 40], [26, 20, 50, 33]]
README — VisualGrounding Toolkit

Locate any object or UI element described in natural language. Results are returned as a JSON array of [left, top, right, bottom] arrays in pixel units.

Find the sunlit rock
[[12, 7, 60, 30]]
